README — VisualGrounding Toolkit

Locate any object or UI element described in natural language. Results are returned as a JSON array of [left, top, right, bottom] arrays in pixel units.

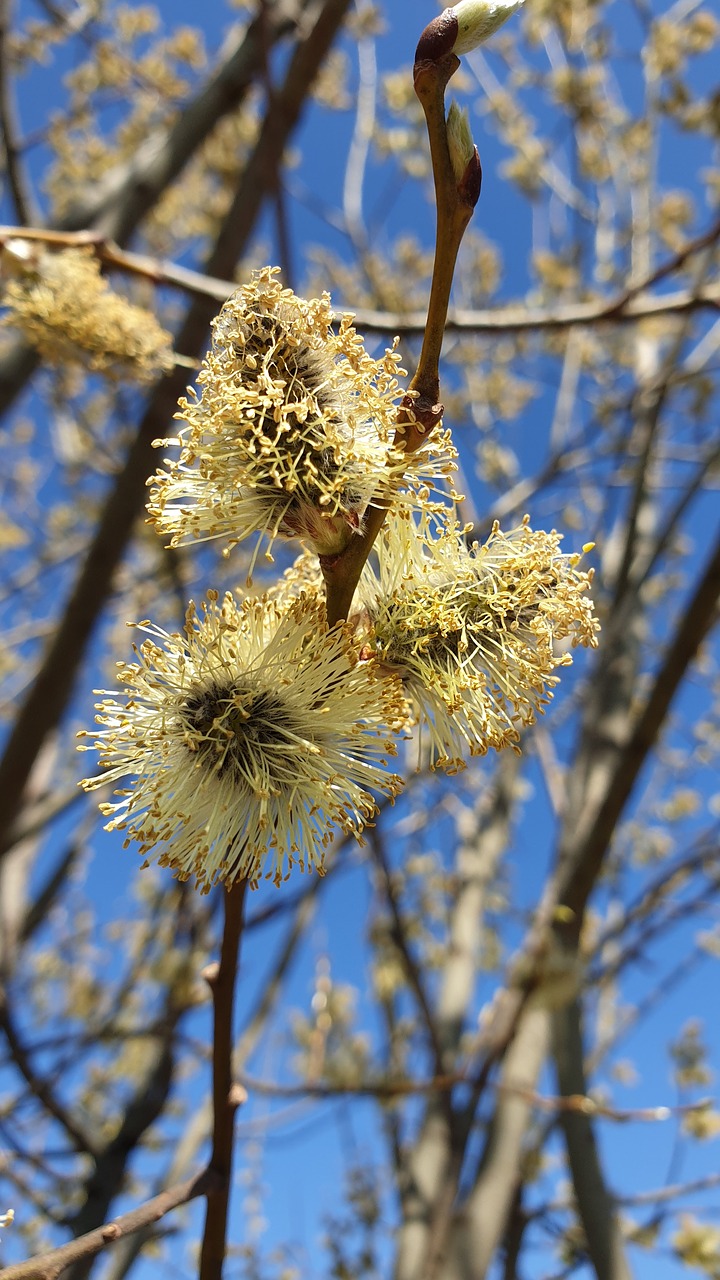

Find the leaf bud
[[446, 101, 482, 205], [452, 0, 525, 53], [415, 1, 525, 64]]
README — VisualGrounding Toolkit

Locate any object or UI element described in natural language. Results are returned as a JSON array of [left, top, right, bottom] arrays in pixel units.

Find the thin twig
[[237, 1069, 711, 1123], [0, 1170, 220, 1280], [0, 999, 95, 1156], [1, 225, 718, 330], [369, 830, 444, 1073]]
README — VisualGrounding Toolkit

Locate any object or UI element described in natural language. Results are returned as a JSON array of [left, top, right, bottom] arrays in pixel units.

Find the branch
[[448, 1007, 551, 1280], [198, 882, 248, 1280], [349, 281, 720, 335], [619, 1171, 720, 1208], [552, 1000, 632, 1280], [322, 42, 478, 627], [0, 1, 37, 225], [235, 1070, 711, 1122], [0, 1170, 219, 1280], [0, 999, 94, 1156], [3, 230, 718, 335], [369, 830, 444, 1074]]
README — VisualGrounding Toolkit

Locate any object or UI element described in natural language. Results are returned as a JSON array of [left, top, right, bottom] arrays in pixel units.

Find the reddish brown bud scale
[[459, 146, 482, 207], [414, 8, 459, 66]]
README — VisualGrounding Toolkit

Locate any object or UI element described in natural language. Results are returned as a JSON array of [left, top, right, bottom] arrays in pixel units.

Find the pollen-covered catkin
[[360, 511, 599, 769], [78, 593, 406, 890], [1, 244, 174, 380], [147, 266, 456, 566]]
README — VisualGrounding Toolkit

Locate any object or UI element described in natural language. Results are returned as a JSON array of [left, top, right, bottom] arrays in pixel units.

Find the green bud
[[446, 101, 482, 206], [446, 102, 474, 182]]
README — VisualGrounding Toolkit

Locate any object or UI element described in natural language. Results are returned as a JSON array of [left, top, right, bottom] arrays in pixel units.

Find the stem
[[198, 881, 248, 1280], [408, 53, 474, 424], [323, 53, 477, 627]]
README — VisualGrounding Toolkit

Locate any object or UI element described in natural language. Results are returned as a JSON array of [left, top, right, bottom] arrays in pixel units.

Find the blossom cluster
[[1, 244, 174, 381], [147, 267, 456, 562], [81, 267, 599, 891], [80, 594, 405, 890]]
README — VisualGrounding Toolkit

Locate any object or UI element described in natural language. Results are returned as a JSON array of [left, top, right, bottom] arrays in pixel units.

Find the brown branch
[[0, 227, 238, 303], [0, 1169, 220, 1280], [0, 1, 36, 225], [0, 999, 95, 1156], [619, 1171, 720, 1208], [235, 1069, 709, 1124], [2, 229, 718, 333], [349, 282, 720, 335], [198, 882, 248, 1280], [322, 47, 477, 628], [369, 830, 445, 1074], [59, 1037, 178, 1280], [446, 1007, 551, 1280]]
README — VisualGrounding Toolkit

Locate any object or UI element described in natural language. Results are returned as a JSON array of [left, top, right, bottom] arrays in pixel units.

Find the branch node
[[399, 392, 445, 437], [229, 1082, 248, 1109]]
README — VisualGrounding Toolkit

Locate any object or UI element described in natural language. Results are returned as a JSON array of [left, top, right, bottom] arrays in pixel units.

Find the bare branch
[[0, 1169, 219, 1280], [448, 1007, 551, 1280], [370, 829, 444, 1073], [0, 999, 95, 1157], [559, 527, 720, 926]]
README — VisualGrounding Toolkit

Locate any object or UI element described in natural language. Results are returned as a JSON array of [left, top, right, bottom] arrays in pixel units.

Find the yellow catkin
[[147, 266, 457, 565], [2, 245, 174, 380], [78, 593, 406, 891], [361, 510, 600, 770]]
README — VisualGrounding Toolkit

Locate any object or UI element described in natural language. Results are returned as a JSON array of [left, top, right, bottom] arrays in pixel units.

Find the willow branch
[[322, 47, 478, 627], [2, 231, 718, 335], [369, 830, 444, 1073], [0, 999, 94, 1156], [235, 1070, 706, 1123], [558, 526, 720, 927], [198, 882, 248, 1280], [0, 1170, 219, 1280], [0, 1, 36, 225]]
